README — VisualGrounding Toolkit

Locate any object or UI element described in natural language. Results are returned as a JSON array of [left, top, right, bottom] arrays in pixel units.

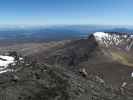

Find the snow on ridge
[[93, 32, 133, 40], [93, 32, 118, 46], [93, 32, 133, 49], [93, 32, 108, 40]]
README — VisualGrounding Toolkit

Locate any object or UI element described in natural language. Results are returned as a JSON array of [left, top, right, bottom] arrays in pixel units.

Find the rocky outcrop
[[0, 60, 133, 100]]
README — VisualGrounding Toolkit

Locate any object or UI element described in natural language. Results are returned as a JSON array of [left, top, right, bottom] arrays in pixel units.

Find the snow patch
[[0, 55, 23, 74], [0, 55, 15, 67], [131, 72, 133, 77]]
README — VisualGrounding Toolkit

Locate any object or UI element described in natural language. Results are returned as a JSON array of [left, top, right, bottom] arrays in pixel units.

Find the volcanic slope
[[0, 32, 133, 100], [37, 32, 133, 86]]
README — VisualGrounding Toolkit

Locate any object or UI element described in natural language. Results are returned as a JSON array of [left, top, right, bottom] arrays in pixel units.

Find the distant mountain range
[[0, 25, 133, 42], [105, 28, 133, 33]]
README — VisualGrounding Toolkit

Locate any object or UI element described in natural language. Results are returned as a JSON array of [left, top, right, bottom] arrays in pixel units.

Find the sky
[[0, 0, 133, 25]]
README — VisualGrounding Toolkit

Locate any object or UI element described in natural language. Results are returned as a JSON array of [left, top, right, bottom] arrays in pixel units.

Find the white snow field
[[0, 55, 15, 67], [0, 55, 16, 74]]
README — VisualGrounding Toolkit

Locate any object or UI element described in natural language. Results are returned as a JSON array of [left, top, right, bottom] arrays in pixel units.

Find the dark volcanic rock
[[46, 35, 102, 67], [0, 62, 133, 100]]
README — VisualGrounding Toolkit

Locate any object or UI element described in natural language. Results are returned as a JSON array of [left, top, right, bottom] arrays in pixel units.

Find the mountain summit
[[93, 32, 133, 51]]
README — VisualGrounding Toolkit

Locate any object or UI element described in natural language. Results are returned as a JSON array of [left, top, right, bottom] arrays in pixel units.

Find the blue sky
[[0, 0, 133, 25]]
